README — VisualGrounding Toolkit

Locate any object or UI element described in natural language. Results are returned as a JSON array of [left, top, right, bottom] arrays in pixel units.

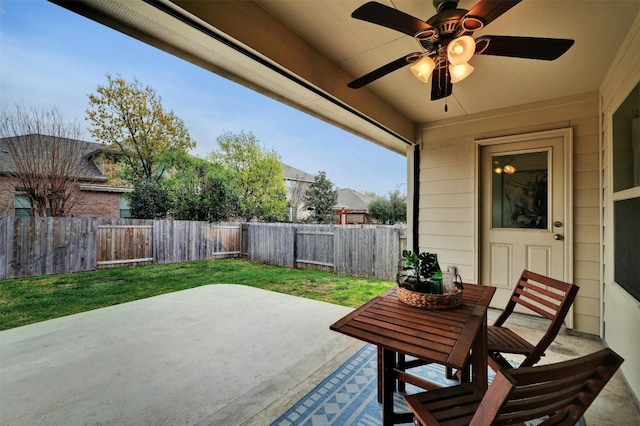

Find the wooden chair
[[404, 347, 623, 426], [399, 270, 579, 387], [487, 269, 579, 371]]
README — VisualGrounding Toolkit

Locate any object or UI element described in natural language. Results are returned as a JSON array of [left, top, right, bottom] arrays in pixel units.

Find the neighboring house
[[334, 188, 372, 224], [0, 134, 131, 218], [282, 163, 315, 222], [282, 165, 373, 224]]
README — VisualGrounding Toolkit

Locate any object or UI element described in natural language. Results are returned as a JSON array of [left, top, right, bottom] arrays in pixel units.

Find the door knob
[[554, 234, 564, 240]]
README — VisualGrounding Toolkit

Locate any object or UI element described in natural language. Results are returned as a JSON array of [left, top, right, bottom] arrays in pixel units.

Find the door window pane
[[491, 151, 549, 229]]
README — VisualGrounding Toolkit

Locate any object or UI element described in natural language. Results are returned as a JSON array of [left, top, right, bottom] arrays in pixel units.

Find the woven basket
[[397, 285, 463, 310]]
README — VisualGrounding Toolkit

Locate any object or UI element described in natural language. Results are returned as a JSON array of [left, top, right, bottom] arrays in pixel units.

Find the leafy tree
[[86, 74, 195, 183], [129, 179, 171, 219], [166, 156, 240, 222], [209, 131, 287, 221], [0, 103, 88, 217], [304, 171, 338, 224], [368, 189, 407, 224]]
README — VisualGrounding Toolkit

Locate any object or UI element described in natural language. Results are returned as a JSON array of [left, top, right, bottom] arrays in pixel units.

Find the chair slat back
[[508, 270, 577, 320], [492, 270, 579, 367], [470, 348, 624, 426]]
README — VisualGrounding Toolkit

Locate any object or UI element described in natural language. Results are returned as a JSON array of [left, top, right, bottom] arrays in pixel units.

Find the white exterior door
[[479, 129, 572, 318]]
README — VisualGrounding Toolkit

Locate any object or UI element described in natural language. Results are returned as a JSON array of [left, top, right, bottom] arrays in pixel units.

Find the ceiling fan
[[347, 0, 574, 100]]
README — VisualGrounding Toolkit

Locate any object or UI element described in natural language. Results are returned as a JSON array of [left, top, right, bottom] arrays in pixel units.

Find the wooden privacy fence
[[0, 217, 243, 279], [0, 216, 96, 279], [153, 220, 243, 264], [248, 223, 407, 280], [0, 217, 405, 280], [96, 219, 154, 268]]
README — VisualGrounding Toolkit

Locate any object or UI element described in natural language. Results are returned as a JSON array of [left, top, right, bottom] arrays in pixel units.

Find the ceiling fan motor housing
[[419, 8, 469, 51], [433, 0, 459, 13]]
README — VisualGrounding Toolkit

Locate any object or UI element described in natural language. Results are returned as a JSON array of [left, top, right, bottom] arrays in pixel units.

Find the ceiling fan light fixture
[[447, 35, 475, 65], [348, 0, 573, 100], [449, 62, 474, 83], [410, 56, 436, 83]]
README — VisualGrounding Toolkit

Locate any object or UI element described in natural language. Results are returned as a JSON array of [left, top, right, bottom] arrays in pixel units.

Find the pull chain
[[444, 63, 449, 112]]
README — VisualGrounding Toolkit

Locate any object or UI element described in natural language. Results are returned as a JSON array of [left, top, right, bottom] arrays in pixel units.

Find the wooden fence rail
[[0, 217, 405, 280]]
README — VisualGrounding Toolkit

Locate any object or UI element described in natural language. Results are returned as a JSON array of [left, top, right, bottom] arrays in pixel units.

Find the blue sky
[[0, 0, 407, 195]]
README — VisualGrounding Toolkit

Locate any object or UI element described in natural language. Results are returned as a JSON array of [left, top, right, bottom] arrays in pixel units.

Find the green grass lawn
[[0, 258, 394, 331]]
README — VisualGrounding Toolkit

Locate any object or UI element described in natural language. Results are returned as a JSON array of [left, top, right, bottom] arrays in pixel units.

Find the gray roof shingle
[[282, 163, 315, 183], [335, 188, 372, 211], [0, 134, 107, 182]]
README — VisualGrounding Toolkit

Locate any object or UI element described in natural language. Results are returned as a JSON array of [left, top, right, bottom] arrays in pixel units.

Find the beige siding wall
[[599, 12, 640, 403], [418, 92, 600, 335], [419, 136, 476, 276], [571, 115, 601, 335]]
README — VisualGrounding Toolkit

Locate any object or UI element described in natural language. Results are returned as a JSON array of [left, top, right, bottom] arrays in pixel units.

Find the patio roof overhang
[[51, 0, 416, 155], [50, 1, 639, 158]]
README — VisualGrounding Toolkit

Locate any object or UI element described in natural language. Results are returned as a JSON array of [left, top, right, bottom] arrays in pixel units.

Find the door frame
[[474, 128, 574, 327]]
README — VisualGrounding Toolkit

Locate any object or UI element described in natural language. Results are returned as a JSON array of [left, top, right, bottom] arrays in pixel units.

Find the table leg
[[377, 346, 383, 403], [470, 310, 489, 389], [381, 348, 395, 426], [396, 353, 406, 392]]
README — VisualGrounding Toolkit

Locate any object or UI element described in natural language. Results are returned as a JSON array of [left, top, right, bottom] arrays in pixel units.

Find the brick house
[[0, 134, 131, 217]]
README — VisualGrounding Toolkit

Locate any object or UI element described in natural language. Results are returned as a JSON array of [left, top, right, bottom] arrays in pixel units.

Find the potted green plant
[[397, 250, 442, 294], [396, 250, 462, 310]]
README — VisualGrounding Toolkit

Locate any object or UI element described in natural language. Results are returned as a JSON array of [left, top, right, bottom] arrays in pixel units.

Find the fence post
[[292, 226, 298, 268], [241, 223, 248, 257], [0, 217, 9, 280]]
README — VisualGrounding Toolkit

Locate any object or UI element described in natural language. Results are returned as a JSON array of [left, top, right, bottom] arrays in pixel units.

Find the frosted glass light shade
[[410, 56, 435, 83], [449, 62, 475, 83], [447, 35, 475, 65], [503, 165, 516, 174]]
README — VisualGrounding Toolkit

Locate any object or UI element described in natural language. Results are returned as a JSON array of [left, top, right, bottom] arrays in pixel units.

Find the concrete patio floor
[[1, 284, 638, 425]]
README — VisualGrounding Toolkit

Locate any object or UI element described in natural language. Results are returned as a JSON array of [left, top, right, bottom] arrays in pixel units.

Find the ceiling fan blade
[[431, 59, 452, 101], [348, 54, 419, 89], [461, 0, 522, 31], [352, 1, 433, 36], [475, 35, 575, 60]]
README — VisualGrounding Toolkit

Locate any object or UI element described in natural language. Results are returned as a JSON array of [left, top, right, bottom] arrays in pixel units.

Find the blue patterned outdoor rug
[[270, 344, 586, 426], [270, 344, 457, 426]]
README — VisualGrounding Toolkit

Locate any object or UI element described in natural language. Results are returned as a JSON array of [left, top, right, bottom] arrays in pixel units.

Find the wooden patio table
[[330, 283, 496, 425]]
